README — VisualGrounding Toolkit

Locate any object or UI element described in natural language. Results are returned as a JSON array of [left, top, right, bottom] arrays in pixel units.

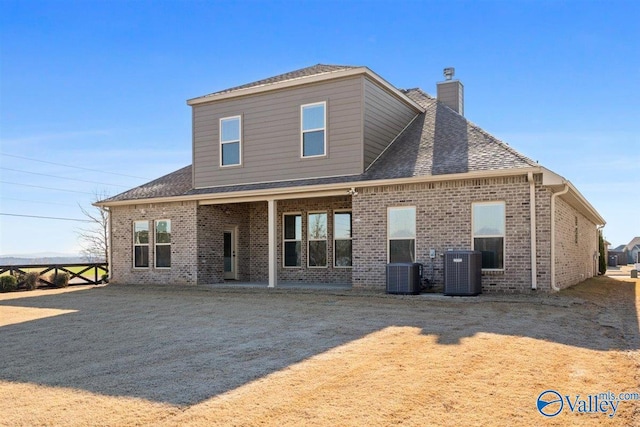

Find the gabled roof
[[101, 89, 536, 204], [194, 64, 359, 99], [99, 64, 602, 227], [186, 63, 425, 111], [626, 237, 640, 250]]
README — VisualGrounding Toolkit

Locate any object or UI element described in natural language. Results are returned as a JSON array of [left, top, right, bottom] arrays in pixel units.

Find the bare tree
[[77, 191, 110, 263]]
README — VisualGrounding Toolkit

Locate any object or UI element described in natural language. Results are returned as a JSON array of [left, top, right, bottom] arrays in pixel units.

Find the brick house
[[98, 64, 605, 292]]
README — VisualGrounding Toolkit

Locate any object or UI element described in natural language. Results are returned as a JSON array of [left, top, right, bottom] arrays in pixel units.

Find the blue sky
[[0, 0, 638, 256]]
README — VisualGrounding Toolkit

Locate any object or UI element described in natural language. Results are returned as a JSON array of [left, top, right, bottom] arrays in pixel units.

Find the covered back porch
[[196, 191, 353, 288]]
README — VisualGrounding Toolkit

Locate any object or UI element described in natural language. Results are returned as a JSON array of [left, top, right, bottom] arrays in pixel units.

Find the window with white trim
[[155, 219, 171, 268], [283, 214, 302, 267], [220, 116, 241, 166], [388, 207, 416, 263], [308, 212, 327, 267], [472, 201, 505, 270], [334, 211, 352, 267], [301, 102, 326, 157], [133, 221, 149, 268]]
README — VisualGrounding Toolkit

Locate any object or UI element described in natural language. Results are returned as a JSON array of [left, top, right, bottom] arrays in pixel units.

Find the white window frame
[[471, 201, 506, 271], [283, 213, 302, 268], [219, 115, 242, 167], [387, 206, 416, 263], [300, 101, 326, 158], [307, 211, 328, 268], [133, 220, 150, 269], [154, 219, 171, 269], [333, 210, 352, 268]]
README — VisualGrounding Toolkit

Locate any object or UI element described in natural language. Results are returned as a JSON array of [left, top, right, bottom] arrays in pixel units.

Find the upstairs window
[[301, 102, 326, 157], [308, 212, 328, 267], [388, 207, 416, 263], [133, 221, 149, 268], [220, 116, 241, 166], [155, 219, 171, 268], [472, 202, 505, 270]]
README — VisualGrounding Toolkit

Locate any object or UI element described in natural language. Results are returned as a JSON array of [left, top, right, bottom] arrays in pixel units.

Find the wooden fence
[[0, 263, 109, 288]]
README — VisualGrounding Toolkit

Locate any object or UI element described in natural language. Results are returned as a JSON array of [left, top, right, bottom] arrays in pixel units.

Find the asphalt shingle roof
[[192, 64, 360, 100], [107, 165, 193, 202], [102, 68, 538, 204], [363, 89, 536, 179]]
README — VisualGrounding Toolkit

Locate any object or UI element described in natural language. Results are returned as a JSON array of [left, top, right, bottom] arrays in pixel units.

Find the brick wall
[[352, 176, 541, 292], [554, 197, 598, 289], [195, 197, 352, 285], [249, 202, 269, 282], [535, 186, 552, 291], [109, 176, 597, 292], [197, 203, 252, 283], [276, 196, 353, 284], [110, 201, 198, 285]]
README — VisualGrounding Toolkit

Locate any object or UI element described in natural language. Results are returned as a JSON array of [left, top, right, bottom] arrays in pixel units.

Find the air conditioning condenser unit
[[444, 251, 482, 296], [386, 263, 423, 295]]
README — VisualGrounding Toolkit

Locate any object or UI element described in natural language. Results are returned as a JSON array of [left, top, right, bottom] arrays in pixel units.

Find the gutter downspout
[[528, 172, 537, 290], [550, 184, 570, 291]]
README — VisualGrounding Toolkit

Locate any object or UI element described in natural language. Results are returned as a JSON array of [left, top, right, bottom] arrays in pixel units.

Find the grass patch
[[0, 276, 637, 426]]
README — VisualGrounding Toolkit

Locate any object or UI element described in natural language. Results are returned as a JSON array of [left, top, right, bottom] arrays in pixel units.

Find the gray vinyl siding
[[193, 76, 364, 188], [363, 78, 418, 169]]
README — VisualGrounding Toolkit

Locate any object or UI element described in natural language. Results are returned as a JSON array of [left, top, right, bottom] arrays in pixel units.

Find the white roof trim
[[542, 167, 605, 225]]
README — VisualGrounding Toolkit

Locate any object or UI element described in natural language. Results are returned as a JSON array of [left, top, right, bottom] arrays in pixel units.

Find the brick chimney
[[437, 67, 464, 116]]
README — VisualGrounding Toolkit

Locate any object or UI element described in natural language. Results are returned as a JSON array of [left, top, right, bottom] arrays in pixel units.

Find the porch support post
[[268, 198, 278, 288]]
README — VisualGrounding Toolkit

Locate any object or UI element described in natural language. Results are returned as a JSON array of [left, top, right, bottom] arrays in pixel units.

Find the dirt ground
[[0, 275, 638, 426]]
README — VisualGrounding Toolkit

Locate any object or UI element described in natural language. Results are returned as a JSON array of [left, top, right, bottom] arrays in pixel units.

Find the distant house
[[98, 64, 605, 292], [609, 244, 626, 266], [625, 237, 640, 265], [611, 238, 640, 265]]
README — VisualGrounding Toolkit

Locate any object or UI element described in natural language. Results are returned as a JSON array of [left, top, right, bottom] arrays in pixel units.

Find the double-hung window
[[220, 116, 241, 166], [388, 207, 416, 263], [283, 214, 302, 267], [133, 221, 149, 268], [301, 102, 326, 157], [155, 219, 171, 268], [334, 211, 352, 267], [308, 212, 327, 267], [472, 202, 505, 270]]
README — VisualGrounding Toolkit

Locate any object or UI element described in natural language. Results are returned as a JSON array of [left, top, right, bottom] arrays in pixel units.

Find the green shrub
[[0, 275, 18, 293], [598, 231, 607, 275], [50, 271, 70, 288], [24, 271, 40, 290], [101, 274, 109, 284]]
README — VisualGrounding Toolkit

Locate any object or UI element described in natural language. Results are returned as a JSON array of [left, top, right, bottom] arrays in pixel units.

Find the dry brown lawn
[[0, 276, 638, 426]]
